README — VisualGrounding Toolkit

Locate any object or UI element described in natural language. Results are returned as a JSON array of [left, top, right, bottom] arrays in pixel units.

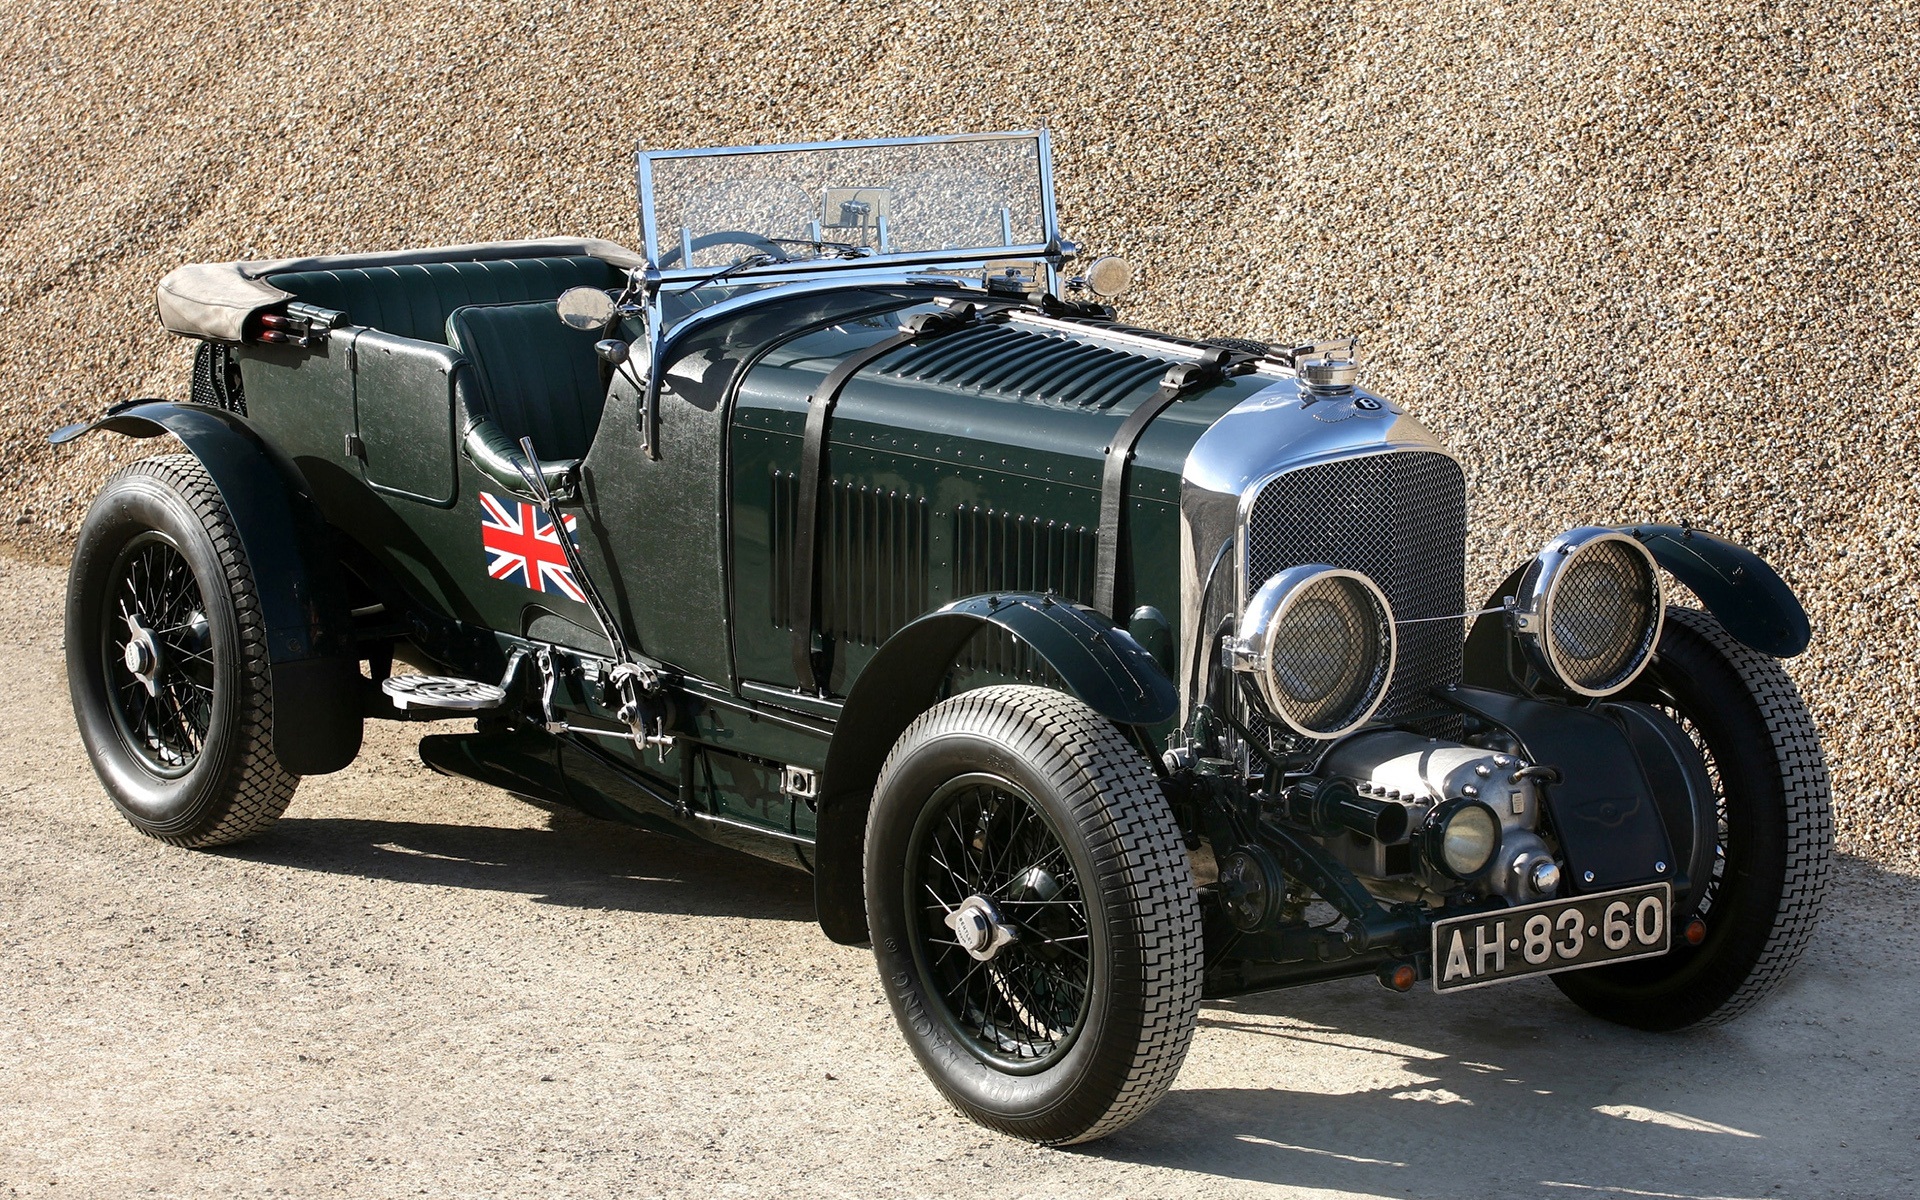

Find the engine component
[[1315, 731, 1554, 902], [1510, 528, 1664, 697], [1229, 564, 1395, 738], [1218, 844, 1284, 932], [1286, 776, 1410, 843]]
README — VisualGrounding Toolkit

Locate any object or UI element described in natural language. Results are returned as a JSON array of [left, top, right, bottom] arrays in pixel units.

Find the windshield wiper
[[684, 251, 779, 290], [766, 237, 874, 260]]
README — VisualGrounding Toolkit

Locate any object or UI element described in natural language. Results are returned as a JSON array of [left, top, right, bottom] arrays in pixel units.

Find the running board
[[381, 674, 507, 714]]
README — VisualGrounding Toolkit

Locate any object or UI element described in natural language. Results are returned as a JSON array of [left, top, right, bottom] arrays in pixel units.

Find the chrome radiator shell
[[1178, 380, 1465, 735]]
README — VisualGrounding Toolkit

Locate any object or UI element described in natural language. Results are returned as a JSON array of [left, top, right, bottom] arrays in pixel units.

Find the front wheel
[[1554, 606, 1831, 1029], [864, 685, 1202, 1144]]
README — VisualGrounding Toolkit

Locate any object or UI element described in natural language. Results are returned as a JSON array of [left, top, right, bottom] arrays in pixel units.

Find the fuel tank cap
[[1291, 337, 1360, 393], [1298, 357, 1359, 391]]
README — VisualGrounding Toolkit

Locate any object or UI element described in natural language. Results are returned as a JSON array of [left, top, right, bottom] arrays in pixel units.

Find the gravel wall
[[1, 1, 1912, 867]]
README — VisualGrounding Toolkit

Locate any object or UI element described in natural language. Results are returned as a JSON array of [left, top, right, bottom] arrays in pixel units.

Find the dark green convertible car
[[55, 132, 1831, 1143]]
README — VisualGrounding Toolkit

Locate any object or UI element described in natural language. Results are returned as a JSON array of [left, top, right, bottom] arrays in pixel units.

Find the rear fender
[[52, 401, 363, 774], [811, 593, 1178, 944]]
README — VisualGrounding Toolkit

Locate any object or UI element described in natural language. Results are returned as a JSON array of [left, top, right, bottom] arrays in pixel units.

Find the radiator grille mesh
[[190, 342, 246, 416], [1244, 451, 1466, 729]]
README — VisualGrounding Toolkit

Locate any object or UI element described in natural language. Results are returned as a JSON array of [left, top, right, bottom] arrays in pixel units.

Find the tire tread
[[1664, 607, 1831, 1024], [870, 684, 1201, 1144], [97, 455, 296, 847]]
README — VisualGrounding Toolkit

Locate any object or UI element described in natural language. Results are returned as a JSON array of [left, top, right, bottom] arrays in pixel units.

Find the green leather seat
[[267, 256, 620, 344], [446, 301, 608, 497]]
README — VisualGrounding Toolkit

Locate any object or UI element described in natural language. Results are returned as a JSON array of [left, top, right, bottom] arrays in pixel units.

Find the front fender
[[811, 593, 1177, 944], [52, 401, 363, 774], [1616, 524, 1809, 658]]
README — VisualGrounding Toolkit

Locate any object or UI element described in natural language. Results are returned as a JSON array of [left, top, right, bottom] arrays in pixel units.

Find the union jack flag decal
[[479, 491, 584, 601]]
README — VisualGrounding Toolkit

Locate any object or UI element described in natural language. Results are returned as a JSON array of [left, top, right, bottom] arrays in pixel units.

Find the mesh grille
[[1549, 539, 1658, 692], [190, 342, 246, 416], [1245, 451, 1466, 730]]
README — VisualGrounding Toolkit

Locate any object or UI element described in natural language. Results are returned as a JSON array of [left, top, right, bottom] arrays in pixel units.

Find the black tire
[[66, 454, 297, 847], [1553, 606, 1830, 1029], [865, 685, 1201, 1144]]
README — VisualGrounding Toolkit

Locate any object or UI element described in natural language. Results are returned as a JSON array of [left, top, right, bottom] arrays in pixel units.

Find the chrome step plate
[[382, 674, 507, 712]]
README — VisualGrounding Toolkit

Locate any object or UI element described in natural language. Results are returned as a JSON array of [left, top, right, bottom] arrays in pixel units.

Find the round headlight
[[1426, 798, 1502, 880], [1233, 565, 1395, 739], [1512, 529, 1664, 697]]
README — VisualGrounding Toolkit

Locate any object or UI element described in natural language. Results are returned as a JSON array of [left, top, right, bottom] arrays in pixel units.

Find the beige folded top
[[155, 237, 647, 342]]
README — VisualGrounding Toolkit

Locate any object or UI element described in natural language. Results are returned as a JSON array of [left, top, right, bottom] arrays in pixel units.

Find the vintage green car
[[55, 132, 1830, 1144]]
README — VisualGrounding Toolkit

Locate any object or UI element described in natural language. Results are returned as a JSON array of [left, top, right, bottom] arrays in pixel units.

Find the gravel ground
[[2, 2, 1913, 869], [4, 557, 1920, 1199]]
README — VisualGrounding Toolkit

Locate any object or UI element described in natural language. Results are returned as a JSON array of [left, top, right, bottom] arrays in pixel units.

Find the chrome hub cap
[[122, 614, 164, 697], [944, 894, 1020, 962]]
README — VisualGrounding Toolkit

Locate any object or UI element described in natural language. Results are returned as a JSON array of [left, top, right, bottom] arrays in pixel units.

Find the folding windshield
[[636, 132, 1058, 277]]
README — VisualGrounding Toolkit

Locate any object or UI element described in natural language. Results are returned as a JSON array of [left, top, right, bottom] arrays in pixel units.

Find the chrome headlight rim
[[1422, 796, 1504, 882], [1234, 564, 1397, 740], [1514, 528, 1665, 699]]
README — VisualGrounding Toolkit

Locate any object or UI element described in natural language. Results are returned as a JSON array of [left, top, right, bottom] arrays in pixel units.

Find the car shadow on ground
[[220, 805, 817, 922], [1075, 857, 1918, 1200]]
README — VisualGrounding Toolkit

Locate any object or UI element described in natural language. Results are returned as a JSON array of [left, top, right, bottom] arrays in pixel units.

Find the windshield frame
[[633, 130, 1064, 285]]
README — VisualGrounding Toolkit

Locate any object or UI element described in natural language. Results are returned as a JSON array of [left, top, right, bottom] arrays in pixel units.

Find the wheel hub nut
[[945, 895, 1018, 961], [122, 616, 163, 696]]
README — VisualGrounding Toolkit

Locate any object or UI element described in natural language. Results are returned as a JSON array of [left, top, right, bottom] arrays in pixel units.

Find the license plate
[[1431, 882, 1672, 994]]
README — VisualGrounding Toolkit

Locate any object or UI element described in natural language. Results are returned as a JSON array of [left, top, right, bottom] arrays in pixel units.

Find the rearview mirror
[[1082, 257, 1134, 299], [556, 287, 617, 331]]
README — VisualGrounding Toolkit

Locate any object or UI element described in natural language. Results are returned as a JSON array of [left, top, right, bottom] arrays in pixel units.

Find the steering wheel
[[656, 230, 791, 268]]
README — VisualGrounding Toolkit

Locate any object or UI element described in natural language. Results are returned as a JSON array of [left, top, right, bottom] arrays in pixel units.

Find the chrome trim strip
[[1037, 128, 1061, 293], [692, 810, 816, 845], [635, 150, 660, 270], [639, 129, 1045, 160], [650, 244, 1055, 286], [1006, 311, 1287, 375]]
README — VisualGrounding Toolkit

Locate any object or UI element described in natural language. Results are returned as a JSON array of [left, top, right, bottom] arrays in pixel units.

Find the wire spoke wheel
[[67, 455, 299, 848], [1637, 692, 1730, 924], [102, 534, 214, 777], [910, 775, 1093, 1071], [866, 685, 1201, 1144], [1554, 606, 1830, 1029]]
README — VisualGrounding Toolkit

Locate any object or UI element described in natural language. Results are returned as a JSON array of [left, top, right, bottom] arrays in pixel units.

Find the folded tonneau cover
[[155, 237, 646, 342]]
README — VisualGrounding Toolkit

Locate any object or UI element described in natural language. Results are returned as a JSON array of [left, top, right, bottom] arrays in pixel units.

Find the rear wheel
[[66, 455, 296, 847], [1554, 606, 1830, 1029], [865, 685, 1201, 1144]]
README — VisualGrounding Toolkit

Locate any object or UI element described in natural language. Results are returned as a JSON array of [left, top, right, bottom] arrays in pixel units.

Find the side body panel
[[726, 308, 1261, 702]]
